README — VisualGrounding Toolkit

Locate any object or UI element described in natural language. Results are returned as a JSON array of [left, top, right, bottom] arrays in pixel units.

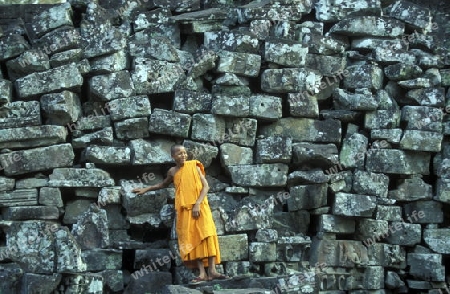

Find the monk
[[132, 145, 228, 283]]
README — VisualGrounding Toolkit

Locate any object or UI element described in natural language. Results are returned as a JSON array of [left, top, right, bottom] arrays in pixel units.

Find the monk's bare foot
[[208, 272, 229, 280]]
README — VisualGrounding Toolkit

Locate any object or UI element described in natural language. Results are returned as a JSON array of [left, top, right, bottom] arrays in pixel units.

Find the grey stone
[[124, 272, 172, 294], [21, 273, 62, 294], [287, 183, 327, 211], [188, 49, 217, 78], [6, 50, 50, 81], [399, 130, 442, 152], [401, 106, 443, 132], [318, 214, 355, 234], [407, 253, 445, 281], [287, 170, 330, 185], [182, 140, 218, 168], [303, 34, 347, 55], [365, 109, 401, 129], [387, 1, 432, 29], [149, 109, 191, 138], [173, 90, 211, 114], [120, 180, 169, 217], [131, 58, 186, 94], [129, 36, 180, 62], [114, 118, 149, 140], [385, 271, 405, 289], [261, 68, 322, 93], [384, 63, 423, 81], [72, 127, 114, 149], [306, 54, 347, 77], [15, 177, 48, 189], [249, 242, 276, 262], [0, 189, 38, 207], [218, 234, 248, 261], [353, 170, 389, 197], [82, 18, 127, 58], [256, 136, 292, 164], [0, 125, 67, 149], [83, 146, 131, 165], [54, 227, 87, 273], [0, 144, 74, 176], [133, 8, 172, 32], [82, 249, 122, 271], [216, 50, 261, 77], [374, 47, 417, 64], [34, 27, 81, 56], [98, 187, 122, 206], [162, 285, 203, 294], [406, 87, 445, 107], [0, 176, 14, 192], [366, 149, 430, 175], [222, 118, 257, 147], [204, 31, 260, 54], [388, 177, 432, 201], [89, 50, 128, 74], [48, 167, 115, 187], [107, 95, 151, 121], [288, 92, 319, 118], [15, 63, 83, 99], [292, 142, 339, 169], [333, 193, 377, 217], [404, 201, 442, 223], [330, 16, 404, 37], [2, 206, 59, 220], [89, 71, 135, 102], [356, 219, 389, 241], [228, 164, 288, 187], [384, 222, 421, 246], [264, 39, 308, 67], [49, 49, 83, 68], [398, 77, 433, 89], [237, 2, 312, 23], [99, 270, 124, 292], [219, 143, 253, 171], [212, 95, 249, 117], [333, 88, 379, 111], [40, 91, 82, 125], [273, 210, 310, 236], [129, 138, 174, 165], [0, 34, 30, 61], [371, 129, 402, 144], [0, 100, 41, 129], [68, 114, 111, 132], [249, 94, 282, 121], [376, 206, 402, 222], [72, 204, 110, 249], [134, 249, 173, 272], [0, 79, 12, 105], [310, 239, 370, 268], [343, 64, 383, 90], [255, 228, 278, 243], [259, 118, 341, 144], [352, 37, 404, 52], [339, 133, 368, 169], [39, 187, 63, 208], [423, 228, 450, 254], [315, 0, 381, 22]]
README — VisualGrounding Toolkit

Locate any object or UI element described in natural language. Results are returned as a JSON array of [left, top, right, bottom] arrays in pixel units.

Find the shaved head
[[171, 144, 185, 155]]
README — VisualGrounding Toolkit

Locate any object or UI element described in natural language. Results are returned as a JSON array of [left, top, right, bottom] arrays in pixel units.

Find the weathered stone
[[55, 227, 87, 273], [366, 149, 430, 175], [287, 183, 327, 210], [388, 177, 432, 201], [114, 118, 149, 140], [237, 2, 312, 23], [0, 176, 15, 192], [333, 88, 378, 111], [212, 95, 249, 117], [129, 36, 180, 62], [403, 201, 442, 223], [72, 204, 110, 249], [387, 1, 432, 30], [374, 47, 417, 64], [370, 129, 402, 144], [6, 50, 49, 81], [306, 54, 347, 77], [72, 127, 114, 149], [40, 91, 82, 125], [39, 187, 63, 208], [353, 170, 389, 197], [339, 133, 368, 169], [15, 63, 83, 99], [330, 16, 404, 37], [352, 37, 404, 52], [218, 234, 248, 261], [376, 205, 402, 222], [182, 140, 218, 167], [249, 94, 282, 121], [48, 167, 115, 187], [82, 146, 131, 165], [407, 253, 445, 281], [259, 118, 341, 143], [344, 64, 383, 90], [318, 214, 355, 234], [288, 92, 319, 118], [98, 187, 122, 207], [89, 71, 135, 102], [204, 31, 260, 54], [173, 90, 211, 114], [216, 50, 261, 77], [333, 193, 376, 217], [384, 222, 421, 246], [89, 50, 128, 74], [406, 87, 445, 107], [82, 249, 122, 271], [0, 79, 12, 105], [219, 143, 253, 171], [68, 115, 111, 132], [264, 39, 308, 67], [365, 109, 401, 129], [129, 138, 174, 165], [49, 49, 83, 68], [228, 164, 288, 187], [401, 106, 443, 132], [303, 34, 347, 55], [310, 239, 370, 268], [2, 206, 59, 220], [423, 229, 450, 254], [150, 109, 191, 138], [0, 125, 67, 149], [399, 130, 442, 152], [256, 136, 291, 164], [125, 271, 172, 294], [0, 144, 74, 176], [121, 179, 169, 217], [187, 48, 217, 78], [315, 0, 381, 22], [0, 34, 30, 61], [261, 68, 322, 93], [21, 273, 62, 294], [34, 26, 81, 56], [249, 19, 272, 39], [0, 189, 38, 207], [220, 118, 257, 147], [249, 242, 276, 262], [384, 63, 422, 81], [255, 228, 278, 243], [292, 142, 339, 168], [31, 3, 73, 37], [398, 77, 433, 89], [273, 210, 310, 236], [131, 58, 186, 94], [287, 170, 330, 185], [356, 219, 389, 242], [107, 95, 151, 121]]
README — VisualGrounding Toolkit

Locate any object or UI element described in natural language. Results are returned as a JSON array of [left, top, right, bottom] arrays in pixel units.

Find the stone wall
[[0, 0, 450, 293]]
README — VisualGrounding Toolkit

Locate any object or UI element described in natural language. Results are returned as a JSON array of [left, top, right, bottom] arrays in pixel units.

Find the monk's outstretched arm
[[132, 169, 174, 195], [192, 166, 209, 218]]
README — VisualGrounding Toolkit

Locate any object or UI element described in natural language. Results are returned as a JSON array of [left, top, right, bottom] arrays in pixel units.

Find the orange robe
[[173, 160, 221, 268]]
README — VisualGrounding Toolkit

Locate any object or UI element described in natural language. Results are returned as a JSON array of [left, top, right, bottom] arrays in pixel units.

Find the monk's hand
[[192, 203, 200, 219], [132, 188, 146, 195]]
